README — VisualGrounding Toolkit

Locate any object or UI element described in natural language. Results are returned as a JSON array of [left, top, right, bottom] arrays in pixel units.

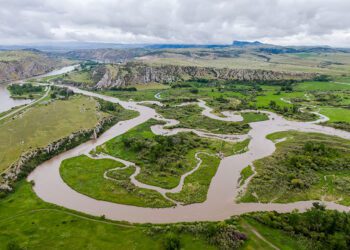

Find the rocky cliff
[[86, 63, 316, 89], [0, 50, 67, 83], [0, 116, 116, 193]]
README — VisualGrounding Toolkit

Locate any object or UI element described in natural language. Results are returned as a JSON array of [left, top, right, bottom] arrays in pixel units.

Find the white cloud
[[0, 0, 349, 47]]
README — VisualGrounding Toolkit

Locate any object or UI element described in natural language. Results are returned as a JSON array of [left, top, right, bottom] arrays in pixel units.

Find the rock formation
[[85, 63, 316, 89]]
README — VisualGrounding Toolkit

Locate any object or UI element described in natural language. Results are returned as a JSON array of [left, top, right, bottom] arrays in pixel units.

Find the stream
[[26, 84, 350, 223]]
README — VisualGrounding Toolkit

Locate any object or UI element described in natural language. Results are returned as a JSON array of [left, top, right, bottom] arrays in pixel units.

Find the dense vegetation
[[248, 203, 350, 250], [152, 104, 268, 135], [8, 83, 44, 98], [97, 120, 243, 190], [240, 132, 350, 205], [50, 86, 75, 99], [109, 86, 137, 91]]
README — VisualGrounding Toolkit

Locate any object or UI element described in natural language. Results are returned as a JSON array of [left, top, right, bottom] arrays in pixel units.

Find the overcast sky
[[0, 0, 349, 47]]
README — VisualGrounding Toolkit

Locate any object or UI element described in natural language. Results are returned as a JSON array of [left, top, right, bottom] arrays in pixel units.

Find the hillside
[[56, 62, 316, 89], [0, 50, 70, 83]]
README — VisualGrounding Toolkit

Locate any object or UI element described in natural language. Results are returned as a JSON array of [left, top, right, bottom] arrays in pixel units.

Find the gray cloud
[[0, 0, 349, 47]]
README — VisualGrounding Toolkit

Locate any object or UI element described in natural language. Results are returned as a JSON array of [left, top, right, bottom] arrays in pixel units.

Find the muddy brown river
[[27, 85, 350, 224]]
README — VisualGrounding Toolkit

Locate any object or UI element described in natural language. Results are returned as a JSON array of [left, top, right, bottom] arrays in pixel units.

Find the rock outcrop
[[0, 116, 115, 193], [0, 50, 66, 83], [76, 63, 316, 89]]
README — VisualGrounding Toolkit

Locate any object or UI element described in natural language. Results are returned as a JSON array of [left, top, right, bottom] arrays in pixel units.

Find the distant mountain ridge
[[232, 40, 265, 47]]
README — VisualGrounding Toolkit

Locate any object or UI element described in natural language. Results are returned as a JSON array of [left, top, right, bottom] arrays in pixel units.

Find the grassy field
[[295, 81, 350, 91], [0, 96, 108, 172], [319, 107, 350, 123], [63, 70, 95, 85], [0, 181, 217, 250], [135, 82, 170, 90], [0, 180, 313, 250], [100, 89, 160, 101], [253, 91, 304, 108], [61, 155, 174, 208], [240, 131, 350, 205], [238, 217, 313, 250]]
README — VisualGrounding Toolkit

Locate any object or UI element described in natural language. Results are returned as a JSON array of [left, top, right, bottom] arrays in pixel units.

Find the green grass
[[253, 91, 304, 108], [135, 83, 170, 90], [60, 155, 174, 208], [319, 107, 350, 123], [241, 113, 269, 123], [167, 154, 220, 204], [64, 71, 95, 85], [296, 81, 350, 91], [153, 104, 253, 134], [97, 120, 244, 190], [239, 217, 312, 250], [0, 181, 214, 250], [90, 120, 248, 204], [100, 89, 160, 101], [0, 96, 107, 172], [239, 165, 254, 187], [240, 131, 350, 205]]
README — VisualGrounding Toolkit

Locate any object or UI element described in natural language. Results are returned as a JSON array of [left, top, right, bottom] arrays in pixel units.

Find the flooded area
[[27, 86, 350, 223]]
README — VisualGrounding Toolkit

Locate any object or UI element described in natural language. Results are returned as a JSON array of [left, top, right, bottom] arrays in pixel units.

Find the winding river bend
[[25, 83, 350, 224]]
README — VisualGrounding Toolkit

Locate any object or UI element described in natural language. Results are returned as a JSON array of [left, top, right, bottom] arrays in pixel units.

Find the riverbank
[[27, 85, 350, 224]]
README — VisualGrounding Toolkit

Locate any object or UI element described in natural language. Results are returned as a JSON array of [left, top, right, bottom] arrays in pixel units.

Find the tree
[[269, 100, 277, 109], [164, 233, 181, 250], [190, 88, 199, 94]]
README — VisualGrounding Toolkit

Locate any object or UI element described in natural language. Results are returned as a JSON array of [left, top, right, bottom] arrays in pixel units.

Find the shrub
[[163, 233, 181, 250]]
